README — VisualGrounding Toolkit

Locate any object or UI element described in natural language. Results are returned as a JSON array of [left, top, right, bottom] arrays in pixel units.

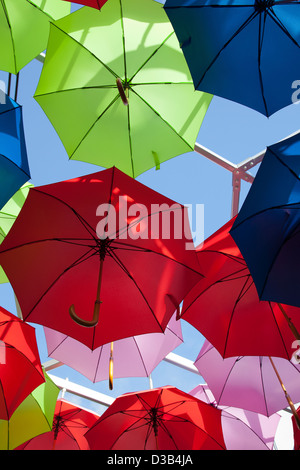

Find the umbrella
[[0, 306, 45, 421], [230, 131, 300, 310], [16, 399, 99, 450], [0, 95, 30, 211], [34, 0, 212, 177], [0, 373, 59, 450], [181, 216, 300, 360], [62, 0, 108, 9], [0, 167, 202, 351], [164, 0, 300, 116], [190, 384, 280, 450], [195, 340, 300, 426], [85, 386, 226, 450], [0, 0, 70, 75], [0, 182, 33, 283], [43, 313, 183, 388]]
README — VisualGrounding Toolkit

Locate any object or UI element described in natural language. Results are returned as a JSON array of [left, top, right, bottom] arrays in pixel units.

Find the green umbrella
[[0, 372, 59, 450], [0, 0, 70, 75], [0, 182, 33, 284], [34, 0, 212, 177]]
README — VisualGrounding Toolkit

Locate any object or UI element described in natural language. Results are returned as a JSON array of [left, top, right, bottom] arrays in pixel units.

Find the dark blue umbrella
[[230, 131, 300, 309], [164, 0, 300, 116], [0, 94, 30, 210]]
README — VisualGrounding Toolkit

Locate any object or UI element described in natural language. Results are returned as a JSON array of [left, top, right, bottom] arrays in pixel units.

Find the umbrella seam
[[1, 0, 17, 74]]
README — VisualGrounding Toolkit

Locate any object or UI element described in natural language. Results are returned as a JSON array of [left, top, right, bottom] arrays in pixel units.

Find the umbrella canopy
[[34, 0, 212, 177], [0, 167, 202, 350], [0, 373, 59, 450], [0, 95, 30, 211], [164, 0, 300, 116], [16, 399, 99, 450], [0, 182, 33, 283], [0, 0, 70, 74], [44, 313, 183, 383], [195, 340, 300, 418], [0, 306, 45, 421], [189, 384, 280, 450], [230, 131, 300, 309], [181, 216, 300, 360], [85, 386, 226, 450], [62, 0, 108, 8]]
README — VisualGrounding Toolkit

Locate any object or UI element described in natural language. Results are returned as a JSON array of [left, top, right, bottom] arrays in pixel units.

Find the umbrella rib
[[128, 31, 175, 83], [129, 88, 194, 150], [257, 12, 269, 116], [25, 248, 97, 317], [268, 5, 300, 49], [108, 249, 164, 333], [260, 357, 270, 416], [194, 9, 259, 90], [132, 336, 150, 376], [268, 302, 290, 359], [119, 0, 127, 81], [0, 152, 30, 179], [49, 22, 120, 80], [126, 95, 135, 177]]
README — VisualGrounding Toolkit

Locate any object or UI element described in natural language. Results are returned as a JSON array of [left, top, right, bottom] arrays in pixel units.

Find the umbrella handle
[[116, 78, 129, 105], [69, 300, 101, 328], [109, 342, 114, 390]]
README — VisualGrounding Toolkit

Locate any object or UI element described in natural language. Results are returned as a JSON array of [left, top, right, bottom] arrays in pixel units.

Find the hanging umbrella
[[0, 95, 30, 211], [85, 386, 226, 450], [0, 182, 33, 283], [0, 0, 70, 75], [181, 216, 300, 360], [0, 306, 45, 421], [0, 373, 59, 450], [164, 0, 300, 116], [0, 167, 202, 351], [16, 399, 99, 450], [230, 131, 300, 310], [195, 340, 300, 426], [189, 384, 280, 450], [62, 0, 108, 9], [34, 0, 212, 177], [44, 313, 183, 388]]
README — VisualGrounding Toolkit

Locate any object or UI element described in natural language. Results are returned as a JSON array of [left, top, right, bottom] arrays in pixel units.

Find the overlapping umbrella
[[0, 167, 202, 351], [0, 95, 30, 211], [0, 0, 70, 75], [0, 373, 59, 450], [195, 340, 300, 424], [44, 313, 183, 388], [34, 0, 212, 177], [16, 399, 99, 450], [164, 0, 300, 116], [62, 0, 108, 8], [181, 216, 300, 359], [189, 384, 281, 450], [0, 306, 45, 421], [85, 386, 226, 450], [231, 131, 300, 310]]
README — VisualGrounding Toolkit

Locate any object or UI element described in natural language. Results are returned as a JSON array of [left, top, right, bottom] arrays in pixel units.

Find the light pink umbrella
[[194, 340, 300, 422], [44, 314, 183, 388], [189, 384, 280, 450]]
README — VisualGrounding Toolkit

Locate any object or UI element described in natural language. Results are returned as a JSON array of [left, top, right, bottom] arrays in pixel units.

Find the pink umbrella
[[194, 340, 300, 422], [44, 314, 183, 388], [189, 384, 280, 450]]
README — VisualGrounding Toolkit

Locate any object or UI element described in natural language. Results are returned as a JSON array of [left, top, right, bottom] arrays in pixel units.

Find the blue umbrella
[[230, 130, 300, 310], [0, 95, 30, 210], [164, 0, 300, 116]]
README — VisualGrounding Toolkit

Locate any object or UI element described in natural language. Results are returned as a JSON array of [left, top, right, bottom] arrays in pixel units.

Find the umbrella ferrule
[[254, 0, 275, 12]]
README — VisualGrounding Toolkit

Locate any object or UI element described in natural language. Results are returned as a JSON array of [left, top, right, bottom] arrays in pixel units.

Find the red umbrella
[[85, 386, 226, 450], [0, 306, 45, 420], [15, 399, 99, 450], [62, 0, 108, 9], [0, 167, 202, 350], [181, 217, 300, 359]]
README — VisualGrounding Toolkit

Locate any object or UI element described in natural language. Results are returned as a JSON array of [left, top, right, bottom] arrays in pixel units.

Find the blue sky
[[1, 1, 300, 445]]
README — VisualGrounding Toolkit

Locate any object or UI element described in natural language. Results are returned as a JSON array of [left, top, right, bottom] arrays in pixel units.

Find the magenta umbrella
[[44, 313, 183, 388], [194, 340, 300, 423], [189, 384, 280, 450]]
